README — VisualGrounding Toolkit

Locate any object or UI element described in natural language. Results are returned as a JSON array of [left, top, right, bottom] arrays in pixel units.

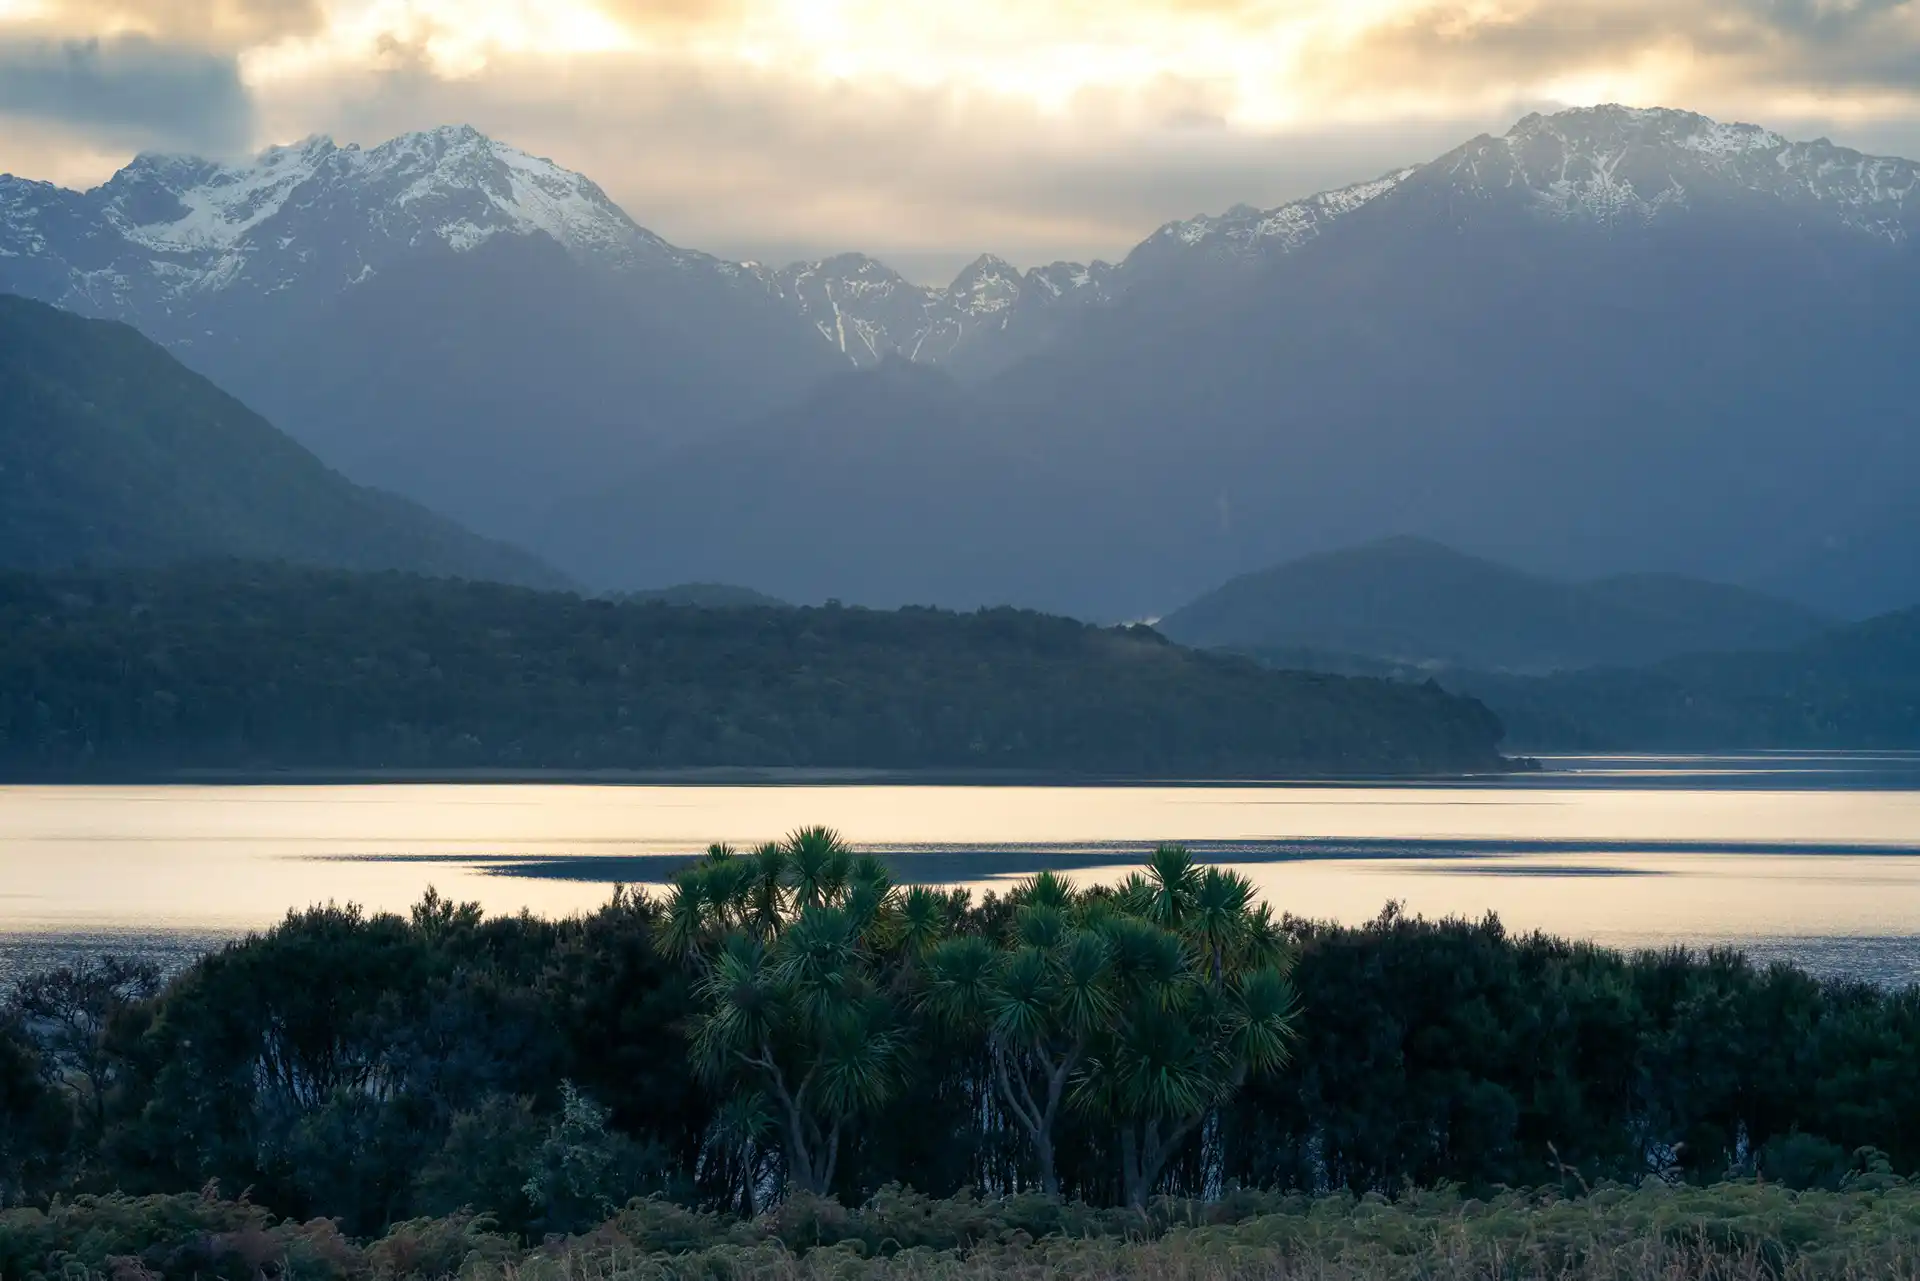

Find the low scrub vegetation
[[9, 1180, 1920, 1281]]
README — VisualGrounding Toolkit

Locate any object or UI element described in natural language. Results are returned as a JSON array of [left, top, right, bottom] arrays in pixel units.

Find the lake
[[4, 752, 1920, 986]]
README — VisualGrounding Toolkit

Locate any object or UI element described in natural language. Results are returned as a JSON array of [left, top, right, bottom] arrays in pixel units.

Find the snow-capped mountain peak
[[945, 253, 1024, 315], [1426, 103, 1920, 239], [1, 125, 700, 325]]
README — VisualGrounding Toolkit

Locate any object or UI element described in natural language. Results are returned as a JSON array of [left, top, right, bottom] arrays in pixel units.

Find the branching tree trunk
[[741, 1048, 845, 1197], [990, 1038, 1081, 1198], [1117, 1110, 1208, 1208]]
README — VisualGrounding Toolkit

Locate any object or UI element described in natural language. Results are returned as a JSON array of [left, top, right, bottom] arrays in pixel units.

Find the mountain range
[[0, 295, 560, 586], [5, 105, 1919, 617]]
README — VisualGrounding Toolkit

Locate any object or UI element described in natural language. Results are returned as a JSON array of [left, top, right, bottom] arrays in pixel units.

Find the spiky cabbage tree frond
[[1113, 872, 1156, 920], [702, 858, 755, 931], [844, 881, 892, 947], [1239, 902, 1296, 974], [784, 826, 854, 910], [812, 995, 903, 1117], [1227, 966, 1300, 1075], [919, 935, 997, 1029], [1106, 1003, 1222, 1122], [1013, 903, 1069, 951], [744, 841, 790, 937], [895, 885, 948, 959], [1187, 866, 1255, 983], [660, 874, 711, 962], [1055, 931, 1117, 1036], [1098, 916, 1189, 1008], [1018, 870, 1076, 911], [691, 932, 778, 1084], [772, 905, 862, 1030], [1139, 844, 1201, 929], [849, 854, 893, 896], [988, 946, 1059, 1048]]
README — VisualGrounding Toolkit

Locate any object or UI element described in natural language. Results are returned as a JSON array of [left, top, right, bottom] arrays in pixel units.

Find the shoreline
[[0, 762, 1539, 788]]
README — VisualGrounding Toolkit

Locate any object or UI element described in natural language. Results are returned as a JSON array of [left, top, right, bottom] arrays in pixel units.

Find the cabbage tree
[[672, 829, 915, 1197]]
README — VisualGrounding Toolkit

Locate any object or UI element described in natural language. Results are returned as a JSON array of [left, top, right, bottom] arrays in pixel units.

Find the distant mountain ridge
[[742, 166, 1422, 370], [0, 125, 1417, 379], [6, 105, 1920, 615], [1158, 538, 1831, 673], [0, 294, 560, 586]]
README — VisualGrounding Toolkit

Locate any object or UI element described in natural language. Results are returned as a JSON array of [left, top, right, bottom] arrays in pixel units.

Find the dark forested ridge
[[1208, 591, 1920, 749], [1455, 604, 1920, 749], [615, 582, 791, 608], [0, 565, 1507, 776], [0, 295, 561, 588], [1159, 537, 1831, 673]]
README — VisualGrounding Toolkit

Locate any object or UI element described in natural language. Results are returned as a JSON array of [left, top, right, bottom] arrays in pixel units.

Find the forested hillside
[[0, 565, 1507, 776], [1458, 606, 1920, 748], [0, 296, 561, 587]]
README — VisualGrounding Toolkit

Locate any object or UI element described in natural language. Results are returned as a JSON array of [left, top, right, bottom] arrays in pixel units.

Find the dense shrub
[[10, 887, 1920, 1231]]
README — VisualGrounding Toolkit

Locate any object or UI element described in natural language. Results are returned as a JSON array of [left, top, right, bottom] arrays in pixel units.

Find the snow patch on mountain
[[0, 126, 711, 326], [1441, 106, 1920, 239], [749, 250, 1118, 368], [1148, 167, 1418, 261]]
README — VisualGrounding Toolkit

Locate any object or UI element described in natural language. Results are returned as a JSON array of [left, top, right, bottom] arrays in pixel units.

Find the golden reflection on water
[[1, 779, 1918, 950], [964, 853, 1920, 954]]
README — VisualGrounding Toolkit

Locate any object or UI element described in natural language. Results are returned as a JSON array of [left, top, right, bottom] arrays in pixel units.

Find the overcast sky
[[7, 0, 1920, 281]]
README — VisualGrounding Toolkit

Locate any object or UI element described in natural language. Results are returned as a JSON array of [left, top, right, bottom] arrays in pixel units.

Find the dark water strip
[[307, 836, 1920, 886]]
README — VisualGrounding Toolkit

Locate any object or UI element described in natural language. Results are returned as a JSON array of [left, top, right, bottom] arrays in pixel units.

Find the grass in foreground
[[10, 1179, 1920, 1281]]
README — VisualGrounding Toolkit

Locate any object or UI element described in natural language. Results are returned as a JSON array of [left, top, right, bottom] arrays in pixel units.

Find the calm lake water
[[5, 752, 1920, 986]]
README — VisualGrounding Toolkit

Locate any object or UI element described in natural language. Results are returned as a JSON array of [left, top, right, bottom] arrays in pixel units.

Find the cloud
[[1299, 0, 1920, 110], [24, 0, 322, 48], [0, 34, 253, 152]]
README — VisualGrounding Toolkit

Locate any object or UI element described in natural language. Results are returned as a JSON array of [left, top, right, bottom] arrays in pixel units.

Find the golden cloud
[[1299, 0, 1920, 110]]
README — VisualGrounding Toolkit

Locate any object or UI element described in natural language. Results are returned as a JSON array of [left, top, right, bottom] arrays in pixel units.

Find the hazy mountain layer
[[0, 295, 561, 587], [1159, 537, 1831, 673]]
